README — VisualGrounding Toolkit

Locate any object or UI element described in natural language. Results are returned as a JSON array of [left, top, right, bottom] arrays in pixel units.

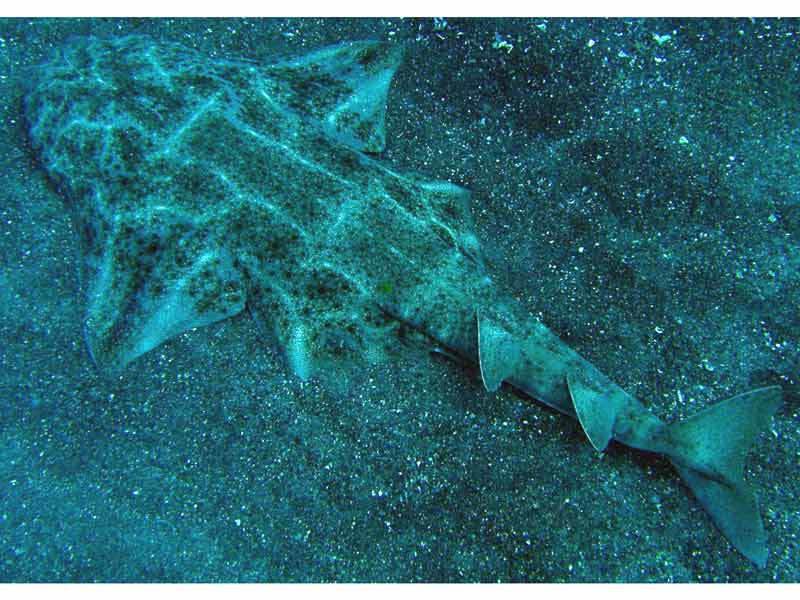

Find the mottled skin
[[24, 36, 499, 376], [24, 36, 781, 566], [23, 34, 669, 463]]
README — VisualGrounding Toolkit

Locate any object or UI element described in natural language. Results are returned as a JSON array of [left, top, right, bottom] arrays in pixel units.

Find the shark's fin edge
[[83, 238, 247, 372], [668, 386, 782, 567], [673, 463, 769, 567], [477, 312, 519, 392], [266, 41, 404, 153], [566, 373, 615, 452]]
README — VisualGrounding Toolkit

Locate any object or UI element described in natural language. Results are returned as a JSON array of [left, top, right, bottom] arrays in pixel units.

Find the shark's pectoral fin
[[477, 312, 520, 392], [566, 373, 617, 452], [84, 223, 246, 372], [264, 41, 403, 153]]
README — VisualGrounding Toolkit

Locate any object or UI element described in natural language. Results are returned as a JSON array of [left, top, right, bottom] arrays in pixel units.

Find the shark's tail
[[665, 386, 782, 567]]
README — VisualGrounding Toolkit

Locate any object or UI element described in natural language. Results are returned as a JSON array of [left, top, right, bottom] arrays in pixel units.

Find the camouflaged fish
[[23, 35, 782, 567]]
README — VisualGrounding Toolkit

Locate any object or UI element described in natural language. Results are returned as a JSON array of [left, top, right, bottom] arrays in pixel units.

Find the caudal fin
[[667, 386, 782, 567]]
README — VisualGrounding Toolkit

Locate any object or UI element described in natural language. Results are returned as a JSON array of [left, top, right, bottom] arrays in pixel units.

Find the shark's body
[[24, 36, 781, 567]]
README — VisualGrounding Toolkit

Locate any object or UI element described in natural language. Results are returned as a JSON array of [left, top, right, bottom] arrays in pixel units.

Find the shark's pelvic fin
[[665, 386, 782, 567], [264, 40, 404, 153], [247, 283, 316, 383], [477, 312, 520, 392], [286, 322, 313, 382], [566, 373, 619, 452]]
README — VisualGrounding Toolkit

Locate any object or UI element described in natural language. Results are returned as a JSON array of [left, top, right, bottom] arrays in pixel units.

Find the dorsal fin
[[264, 41, 404, 153], [566, 373, 616, 452], [477, 312, 520, 392]]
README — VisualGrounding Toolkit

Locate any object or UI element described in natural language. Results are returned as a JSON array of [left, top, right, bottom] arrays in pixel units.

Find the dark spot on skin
[[376, 281, 393, 294], [81, 221, 97, 248], [150, 280, 165, 296], [357, 45, 381, 66], [530, 62, 549, 78], [144, 238, 160, 256]]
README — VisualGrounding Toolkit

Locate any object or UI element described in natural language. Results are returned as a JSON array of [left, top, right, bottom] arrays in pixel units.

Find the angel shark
[[23, 35, 782, 567]]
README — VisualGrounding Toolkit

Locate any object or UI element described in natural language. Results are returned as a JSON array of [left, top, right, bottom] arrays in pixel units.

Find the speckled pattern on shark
[[24, 35, 490, 377]]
